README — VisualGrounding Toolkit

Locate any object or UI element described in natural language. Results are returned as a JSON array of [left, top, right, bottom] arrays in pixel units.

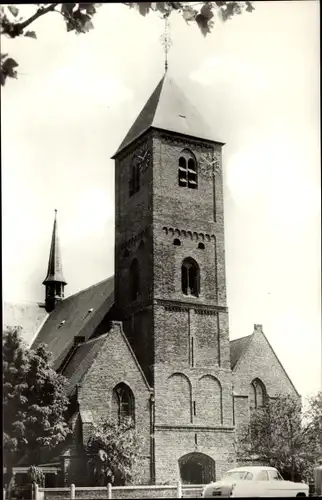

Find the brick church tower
[[112, 74, 235, 483]]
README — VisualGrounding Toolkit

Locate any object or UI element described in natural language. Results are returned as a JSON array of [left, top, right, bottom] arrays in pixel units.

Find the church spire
[[43, 209, 67, 312]]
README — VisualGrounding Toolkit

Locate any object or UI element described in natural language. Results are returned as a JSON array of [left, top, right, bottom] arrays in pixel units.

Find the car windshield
[[223, 471, 247, 480]]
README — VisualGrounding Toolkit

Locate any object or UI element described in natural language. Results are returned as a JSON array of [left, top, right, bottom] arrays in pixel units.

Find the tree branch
[[5, 4, 59, 37]]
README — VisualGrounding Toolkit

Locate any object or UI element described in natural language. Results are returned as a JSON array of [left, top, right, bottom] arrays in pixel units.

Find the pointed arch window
[[112, 383, 135, 425], [129, 258, 140, 301], [181, 258, 200, 297], [250, 378, 267, 410], [178, 149, 198, 189]]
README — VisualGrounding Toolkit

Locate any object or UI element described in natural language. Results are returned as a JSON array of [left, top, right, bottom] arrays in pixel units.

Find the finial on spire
[[160, 13, 172, 72]]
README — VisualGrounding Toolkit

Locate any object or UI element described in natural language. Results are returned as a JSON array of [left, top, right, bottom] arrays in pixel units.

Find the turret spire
[[43, 210, 67, 312]]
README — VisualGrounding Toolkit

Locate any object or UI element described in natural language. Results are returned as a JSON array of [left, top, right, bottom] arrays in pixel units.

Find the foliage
[[85, 418, 142, 486], [236, 394, 322, 482], [304, 391, 322, 461], [3, 327, 70, 474], [0, 2, 254, 85], [27, 466, 45, 487]]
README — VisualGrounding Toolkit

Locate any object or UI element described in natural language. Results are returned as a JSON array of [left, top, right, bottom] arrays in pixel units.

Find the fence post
[[3, 488, 6, 500], [34, 483, 39, 500], [107, 483, 112, 499], [70, 483, 75, 499], [177, 480, 182, 498]]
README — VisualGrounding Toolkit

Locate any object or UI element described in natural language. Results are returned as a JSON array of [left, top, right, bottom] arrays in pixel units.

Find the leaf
[[195, 13, 212, 36], [7, 5, 19, 17], [245, 1, 255, 13], [61, 3, 75, 18], [200, 2, 214, 20], [2, 57, 19, 72], [182, 6, 197, 22], [154, 2, 169, 14], [83, 19, 94, 32], [24, 31, 37, 39], [138, 2, 152, 16]]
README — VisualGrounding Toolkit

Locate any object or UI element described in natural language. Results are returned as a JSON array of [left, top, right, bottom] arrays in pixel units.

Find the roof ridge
[[62, 276, 113, 302], [230, 333, 253, 343], [260, 331, 300, 397], [82, 332, 109, 346]]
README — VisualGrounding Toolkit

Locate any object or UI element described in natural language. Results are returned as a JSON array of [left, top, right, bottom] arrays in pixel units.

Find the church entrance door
[[178, 452, 216, 484]]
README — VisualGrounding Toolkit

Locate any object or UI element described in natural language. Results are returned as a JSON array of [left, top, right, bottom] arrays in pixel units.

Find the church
[[4, 73, 299, 486]]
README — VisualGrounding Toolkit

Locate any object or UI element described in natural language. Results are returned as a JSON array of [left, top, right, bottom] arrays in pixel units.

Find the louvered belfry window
[[178, 149, 198, 189]]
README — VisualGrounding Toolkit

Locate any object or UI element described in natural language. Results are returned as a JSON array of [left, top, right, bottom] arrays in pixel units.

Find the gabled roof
[[31, 277, 114, 369], [230, 334, 253, 369], [62, 322, 152, 397], [230, 325, 300, 397], [43, 210, 66, 285], [62, 334, 109, 396], [113, 73, 224, 157]]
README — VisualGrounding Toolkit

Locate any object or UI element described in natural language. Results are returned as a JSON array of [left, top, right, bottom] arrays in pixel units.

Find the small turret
[[43, 210, 67, 312]]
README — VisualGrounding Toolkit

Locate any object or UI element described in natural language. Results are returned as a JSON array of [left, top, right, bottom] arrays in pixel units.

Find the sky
[[1, 1, 321, 400]]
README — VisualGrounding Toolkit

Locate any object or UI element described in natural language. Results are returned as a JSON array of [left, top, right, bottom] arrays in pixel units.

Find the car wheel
[[296, 493, 306, 497]]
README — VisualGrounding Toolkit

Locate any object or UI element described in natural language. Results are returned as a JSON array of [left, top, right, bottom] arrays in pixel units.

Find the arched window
[[174, 238, 181, 246], [181, 258, 200, 297], [178, 149, 198, 189], [198, 242, 205, 249], [129, 160, 140, 197], [250, 378, 267, 410], [112, 383, 135, 425], [129, 258, 140, 301]]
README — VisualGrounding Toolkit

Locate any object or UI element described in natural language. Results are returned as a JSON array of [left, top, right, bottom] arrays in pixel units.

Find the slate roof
[[3, 301, 48, 347], [230, 333, 254, 369], [43, 210, 66, 285], [61, 334, 108, 396], [31, 277, 114, 370], [113, 73, 224, 157]]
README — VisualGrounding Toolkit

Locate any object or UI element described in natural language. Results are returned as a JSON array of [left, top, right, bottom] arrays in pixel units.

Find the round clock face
[[199, 153, 220, 179], [137, 145, 152, 173]]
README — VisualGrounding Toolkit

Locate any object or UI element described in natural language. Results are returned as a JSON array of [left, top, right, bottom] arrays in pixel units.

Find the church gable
[[76, 321, 152, 419], [74, 322, 152, 468], [232, 325, 299, 399]]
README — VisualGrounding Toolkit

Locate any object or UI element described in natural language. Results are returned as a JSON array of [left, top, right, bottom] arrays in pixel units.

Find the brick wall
[[76, 323, 152, 484], [232, 330, 299, 399], [154, 428, 236, 484]]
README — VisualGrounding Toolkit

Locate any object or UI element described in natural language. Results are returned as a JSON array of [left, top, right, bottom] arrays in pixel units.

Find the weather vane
[[160, 13, 172, 72]]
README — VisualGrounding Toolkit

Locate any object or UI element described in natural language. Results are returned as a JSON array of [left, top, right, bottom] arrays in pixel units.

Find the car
[[202, 466, 309, 497]]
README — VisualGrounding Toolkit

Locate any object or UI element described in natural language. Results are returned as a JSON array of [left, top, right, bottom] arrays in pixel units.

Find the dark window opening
[[181, 258, 200, 297], [178, 157, 187, 187], [130, 258, 140, 301], [193, 401, 196, 416], [198, 242, 205, 249], [178, 150, 198, 189], [129, 162, 140, 197], [173, 238, 181, 246], [188, 158, 198, 189], [113, 383, 135, 425]]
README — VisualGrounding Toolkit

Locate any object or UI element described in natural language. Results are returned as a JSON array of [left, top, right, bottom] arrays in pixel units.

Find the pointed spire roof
[[113, 73, 224, 157], [43, 210, 67, 285]]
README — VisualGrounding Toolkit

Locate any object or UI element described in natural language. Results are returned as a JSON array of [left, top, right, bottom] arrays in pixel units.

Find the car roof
[[226, 466, 277, 473]]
